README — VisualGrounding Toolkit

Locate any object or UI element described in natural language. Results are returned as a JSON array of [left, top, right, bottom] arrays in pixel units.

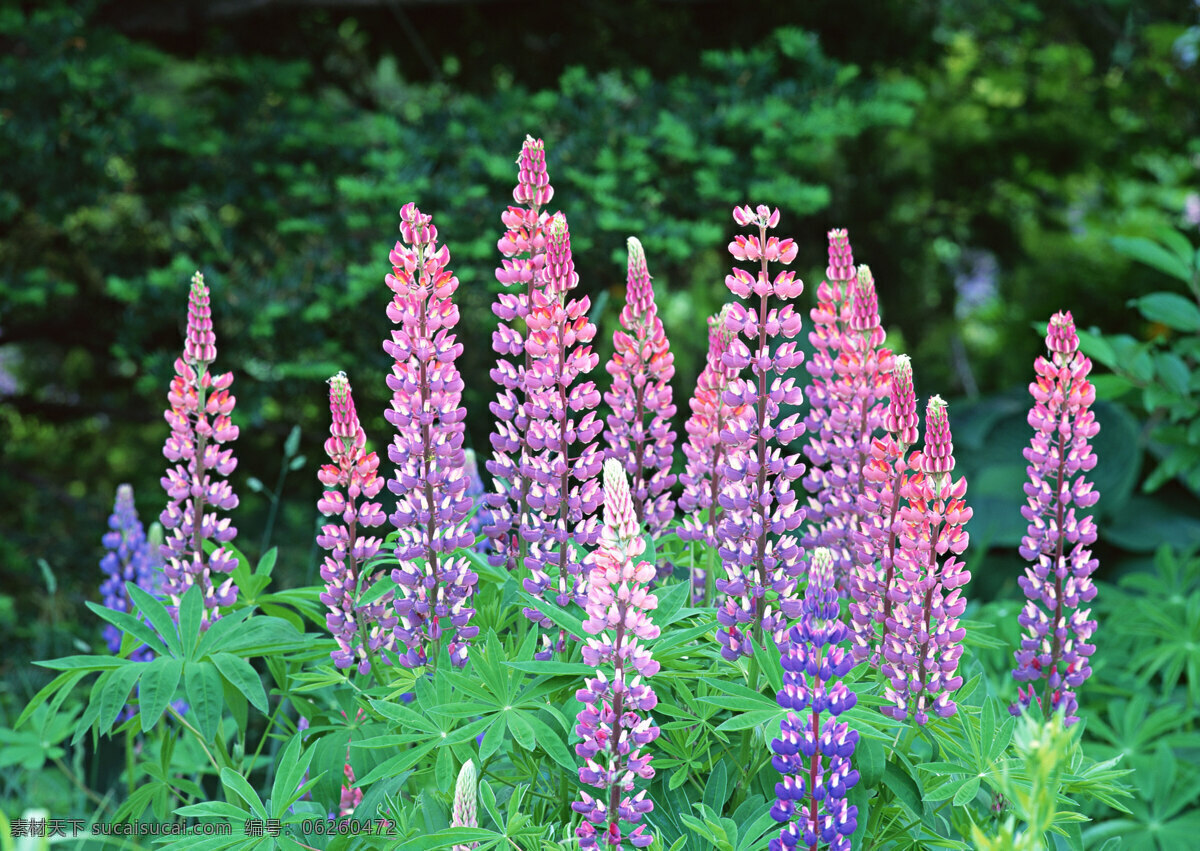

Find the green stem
[[168, 704, 223, 775], [125, 727, 135, 800]]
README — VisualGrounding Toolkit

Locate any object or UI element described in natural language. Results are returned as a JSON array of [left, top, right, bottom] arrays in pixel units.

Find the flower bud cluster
[[160, 271, 239, 627], [1011, 311, 1099, 726], [384, 203, 478, 669]]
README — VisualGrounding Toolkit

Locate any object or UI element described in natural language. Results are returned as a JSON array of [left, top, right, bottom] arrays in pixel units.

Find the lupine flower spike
[[716, 205, 807, 661], [573, 460, 660, 850], [1012, 311, 1099, 726], [880, 396, 972, 724], [317, 372, 396, 675], [100, 484, 160, 661], [160, 271, 239, 627], [803, 234, 894, 591], [485, 136, 556, 573], [520, 212, 603, 658], [384, 203, 479, 669], [451, 759, 479, 851], [770, 548, 859, 851], [679, 306, 745, 605], [849, 353, 919, 667], [463, 449, 494, 553], [603, 236, 677, 540]]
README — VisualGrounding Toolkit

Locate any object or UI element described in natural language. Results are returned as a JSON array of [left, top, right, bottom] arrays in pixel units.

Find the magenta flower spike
[[880, 396, 972, 724], [715, 205, 807, 661], [603, 237, 678, 537], [485, 136, 556, 574], [383, 203, 478, 669], [769, 548, 860, 851], [679, 306, 746, 604], [317, 371, 396, 675], [100, 484, 159, 660], [849, 353, 920, 668], [160, 271, 239, 628], [573, 460, 660, 850], [521, 211, 604, 657], [802, 243, 894, 591], [1011, 311, 1100, 726]]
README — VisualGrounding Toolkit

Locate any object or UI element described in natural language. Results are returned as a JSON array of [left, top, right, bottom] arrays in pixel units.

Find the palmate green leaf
[[33, 654, 133, 672], [514, 588, 586, 643], [185, 660, 225, 740], [883, 759, 923, 819], [127, 582, 182, 656], [507, 709, 536, 751], [194, 607, 254, 658], [1112, 236, 1193, 284], [1131, 291, 1200, 332], [503, 660, 594, 677], [139, 656, 183, 731], [177, 583, 204, 660], [702, 759, 729, 814], [270, 734, 317, 817], [83, 602, 169, 657], [209, 651, 269, 714], [14, 669, 87, 729], [97, 664, 142, 736], [715, 708, 781, 732]]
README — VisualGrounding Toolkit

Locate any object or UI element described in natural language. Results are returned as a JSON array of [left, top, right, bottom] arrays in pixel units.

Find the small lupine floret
[[99, 484, 159, 660], [715, 204, 807, 661], [384, 203, 478, 669], [451, 759, 479, 851], [769, 548, 859, 851], [317, 371, 396, 675], [159, 271, 239, 628], [574, 460, 660, 850], [849, 353, 919, 667], [1011, 311, 1100, 726], [880, 396, 972, 724], [603, 236, 677, 537]]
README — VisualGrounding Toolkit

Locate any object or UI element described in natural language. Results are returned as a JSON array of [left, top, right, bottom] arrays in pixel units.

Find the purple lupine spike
[[100, 484, 159, 660], [485, 137, 556, 575], [384, 203, 478, 670], [520, 212, 603, 658], [1011, 311, 1099, 726], [463, 449, 494, 553], [573, 460, 660, 851], [715, 205, 807, 661], [880, 396, 972, 724], [849, 353, 919, 667], [603, 236, 677, 537], [160, 271, 239, 627], [769, 548, 859, 851], [679, 306, 746, 605], [317, 372, 396, 675], [802, 242, 894, 592]]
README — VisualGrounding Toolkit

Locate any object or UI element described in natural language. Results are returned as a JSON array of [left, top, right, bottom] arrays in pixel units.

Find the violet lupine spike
[[463, 449, 494, 553], [849, 353, 920, 668], [485, 136, 556, 575], [520, 212, 603, 658], [603, 236, 678, 536], [160, 271, 239, 628], [679, 306, 746, 605], [384, 203, 479, 670], [880, 396, 972, 724], [770, 548, 860, 851], [317, 372, 396, 675], [573, 460, 660, 851], [715, 204, 807, 661], [1011, 311, 1100, 726], [100, 484, 159, 661], [802, 257, 894, 592]]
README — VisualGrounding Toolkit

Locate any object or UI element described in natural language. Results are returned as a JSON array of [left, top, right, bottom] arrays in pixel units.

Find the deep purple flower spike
[[574, 460, 660, 851], [160, 271, 239, 628], [770, 548, 859, 851], [1011, 311, 1099, 726], [384, 203, 478, 669], [317, 371, 396, 675], [880, 396, 972, 724], [100, 484, 159, 660], [715, 205, 807, 661]]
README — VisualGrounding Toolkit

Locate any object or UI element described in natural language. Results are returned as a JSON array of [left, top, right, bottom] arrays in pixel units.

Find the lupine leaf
[[184, 660, 224, 740], [525, 715, 575, 773], [97, 664, 142, 736], [127, 583, 183, 657], [139, 656, 182, 731], [219, 766, 268, 820], [209, 652, 269, 714]]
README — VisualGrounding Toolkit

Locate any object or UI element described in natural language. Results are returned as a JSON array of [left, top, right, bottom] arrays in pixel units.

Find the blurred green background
[[2, 0, 1199, 670]]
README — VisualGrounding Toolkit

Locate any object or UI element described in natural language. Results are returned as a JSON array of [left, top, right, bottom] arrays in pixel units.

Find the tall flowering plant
[[485, 136, 556, 573], [1011, 311, 1100, 726], [716, 205, 806, 660], [159, 271, 239, 627], [802, 233, 894, 591], [849, 353, 920, 668], [316, 371, 395, 676], [99, 484, 159, 660], [520, 212, 603, 657], [573, 460, 660, 850], [383, 203, 478, 669], [770, 548, 859, 851], [603, 236, 677, 536], [880, 396, 972, 724]]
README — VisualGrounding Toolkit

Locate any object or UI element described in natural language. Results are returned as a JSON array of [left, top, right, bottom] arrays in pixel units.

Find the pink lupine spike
[[1011, 311, 1100, 726], [451, 759, 479, 851], [603, 236, 677, 538], [384, 204, 478, 670], [160, 271, 239, 628]]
